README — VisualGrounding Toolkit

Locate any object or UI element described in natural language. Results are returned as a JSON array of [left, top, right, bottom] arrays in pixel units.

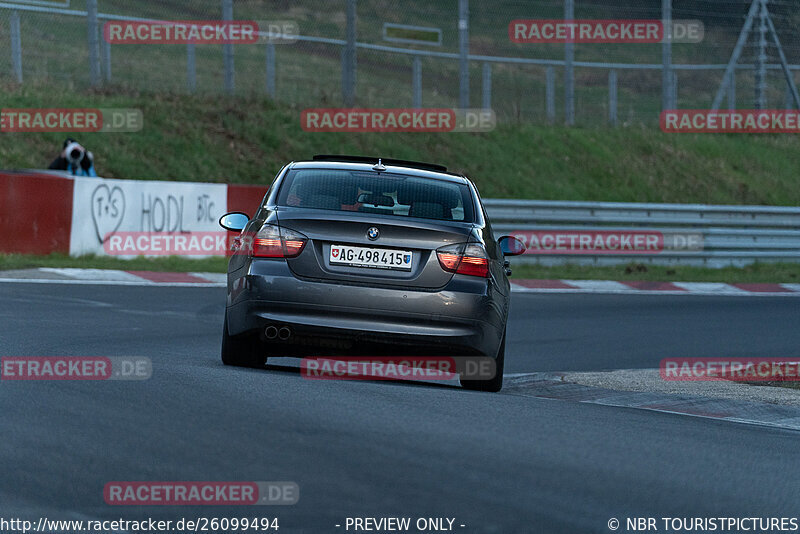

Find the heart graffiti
[[91, 184, 126, 243]]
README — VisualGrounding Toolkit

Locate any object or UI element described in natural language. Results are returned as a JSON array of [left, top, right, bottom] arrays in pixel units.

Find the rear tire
[[221, 314, 267, 368], [460, 330, 505, 393]]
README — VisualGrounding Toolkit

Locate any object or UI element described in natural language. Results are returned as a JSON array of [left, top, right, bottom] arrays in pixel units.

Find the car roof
[[287, 160, 470, 185]]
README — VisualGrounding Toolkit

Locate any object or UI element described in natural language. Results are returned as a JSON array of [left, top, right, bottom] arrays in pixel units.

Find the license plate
[[329, 245, 413, 270]]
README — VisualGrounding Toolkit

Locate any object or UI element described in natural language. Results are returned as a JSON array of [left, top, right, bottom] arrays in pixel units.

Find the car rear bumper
[[226, 260, 506, 357]]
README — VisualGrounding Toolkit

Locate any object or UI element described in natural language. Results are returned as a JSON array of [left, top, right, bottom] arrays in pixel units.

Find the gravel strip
[[562, 368, 800, 406]]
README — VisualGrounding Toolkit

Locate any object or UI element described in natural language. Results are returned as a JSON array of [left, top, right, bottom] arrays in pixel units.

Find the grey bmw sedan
[[218, 155, 525, 392]]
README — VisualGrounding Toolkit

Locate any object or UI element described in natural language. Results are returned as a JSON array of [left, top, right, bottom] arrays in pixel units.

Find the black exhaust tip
[[265, 325, 279, 339], [278, 327, 292, 341]]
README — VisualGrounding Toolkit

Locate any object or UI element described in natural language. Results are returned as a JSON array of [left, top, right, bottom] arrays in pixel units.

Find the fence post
[[661, 0, 672, 110], [727, 69, 736, 110], [187, 43, 196, 93], [102, 39, 112, 82], [266, 44, 276, 97], [10, 11, 22, 83], [341, 0, 357, 107], [87, 0, 100, 86], [481, 62, 491, 109], [458, 0, 469, 108], [754, 0, 767, 109], [546, 66, 555, 124], [608, 69, 617, 127], [671, 70, 678, 108], [412, 56, 422, 108], [222, 0, 234, 94], [564, 0, 574, 125]]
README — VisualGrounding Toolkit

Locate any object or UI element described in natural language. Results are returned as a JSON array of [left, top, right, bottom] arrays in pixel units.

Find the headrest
[[409, 201, 446, 219], [294, 175, 358, 204], [398, 183, 460, 209]]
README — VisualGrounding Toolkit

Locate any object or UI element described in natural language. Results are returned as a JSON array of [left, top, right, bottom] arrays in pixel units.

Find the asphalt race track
[[2, 282, 799, 533]]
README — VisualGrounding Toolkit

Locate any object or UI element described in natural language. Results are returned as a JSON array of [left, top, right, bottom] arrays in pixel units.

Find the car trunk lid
[[276, 208, 474, 289]]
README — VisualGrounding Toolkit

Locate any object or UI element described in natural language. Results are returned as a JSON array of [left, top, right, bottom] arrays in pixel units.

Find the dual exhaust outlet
[[265, 325, 292, 341]]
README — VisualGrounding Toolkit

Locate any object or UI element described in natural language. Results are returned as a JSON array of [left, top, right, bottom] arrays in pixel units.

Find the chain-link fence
[[1, 0, 799, 125]]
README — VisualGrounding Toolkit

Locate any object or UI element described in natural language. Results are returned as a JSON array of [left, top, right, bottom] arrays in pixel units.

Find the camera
[[65, 141, 85, 166]]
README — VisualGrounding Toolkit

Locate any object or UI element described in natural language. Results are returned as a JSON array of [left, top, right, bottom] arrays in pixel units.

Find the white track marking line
[[562, 279, 631, 292], [1, 270, 798, 295], [510, 281, 800, 297], [0, 277, 224, 287], [38, 267, 144, 282], [672, 282, 748, 294], [190, 272, 227, 284]]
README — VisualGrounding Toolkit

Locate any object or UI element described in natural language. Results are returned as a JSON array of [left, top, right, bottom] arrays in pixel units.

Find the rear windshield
[[276, 169, 475, 222]]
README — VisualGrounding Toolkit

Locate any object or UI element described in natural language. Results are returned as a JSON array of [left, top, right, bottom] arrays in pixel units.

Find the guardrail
[[484, 199, 800, 267], [1, 170, 797, 267]]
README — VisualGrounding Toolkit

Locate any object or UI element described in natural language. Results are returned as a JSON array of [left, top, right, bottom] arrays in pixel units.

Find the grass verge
[[2, 254, 800, 284], [508, 261, 800, 284], [0, 253, 228, 273]]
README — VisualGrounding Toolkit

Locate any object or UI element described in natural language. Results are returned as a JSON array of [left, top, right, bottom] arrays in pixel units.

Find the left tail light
[[436, 243, 490, 278], [252, 224, 308, 258]]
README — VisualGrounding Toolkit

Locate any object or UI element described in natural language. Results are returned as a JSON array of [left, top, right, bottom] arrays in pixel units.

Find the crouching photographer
[[48, 138, 98, 177]]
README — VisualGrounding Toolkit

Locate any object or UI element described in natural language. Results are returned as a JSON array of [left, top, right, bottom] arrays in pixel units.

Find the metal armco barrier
[[485, 199, 800, 267], [0, 171, 797, 267]]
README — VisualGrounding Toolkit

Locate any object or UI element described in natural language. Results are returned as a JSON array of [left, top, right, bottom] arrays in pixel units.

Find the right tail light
[[436, 243, 490, 278]]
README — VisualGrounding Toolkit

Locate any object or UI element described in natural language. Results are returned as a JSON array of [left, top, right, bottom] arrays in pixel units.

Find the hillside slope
[[2, 86, 799, 205]]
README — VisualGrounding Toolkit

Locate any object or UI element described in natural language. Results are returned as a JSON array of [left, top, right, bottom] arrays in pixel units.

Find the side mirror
[[498, 235, 526, 256], [219, 212, 249, 232]]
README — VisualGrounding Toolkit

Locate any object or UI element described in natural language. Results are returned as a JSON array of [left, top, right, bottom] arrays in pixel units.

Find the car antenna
[[372, 158, 386, 172]]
